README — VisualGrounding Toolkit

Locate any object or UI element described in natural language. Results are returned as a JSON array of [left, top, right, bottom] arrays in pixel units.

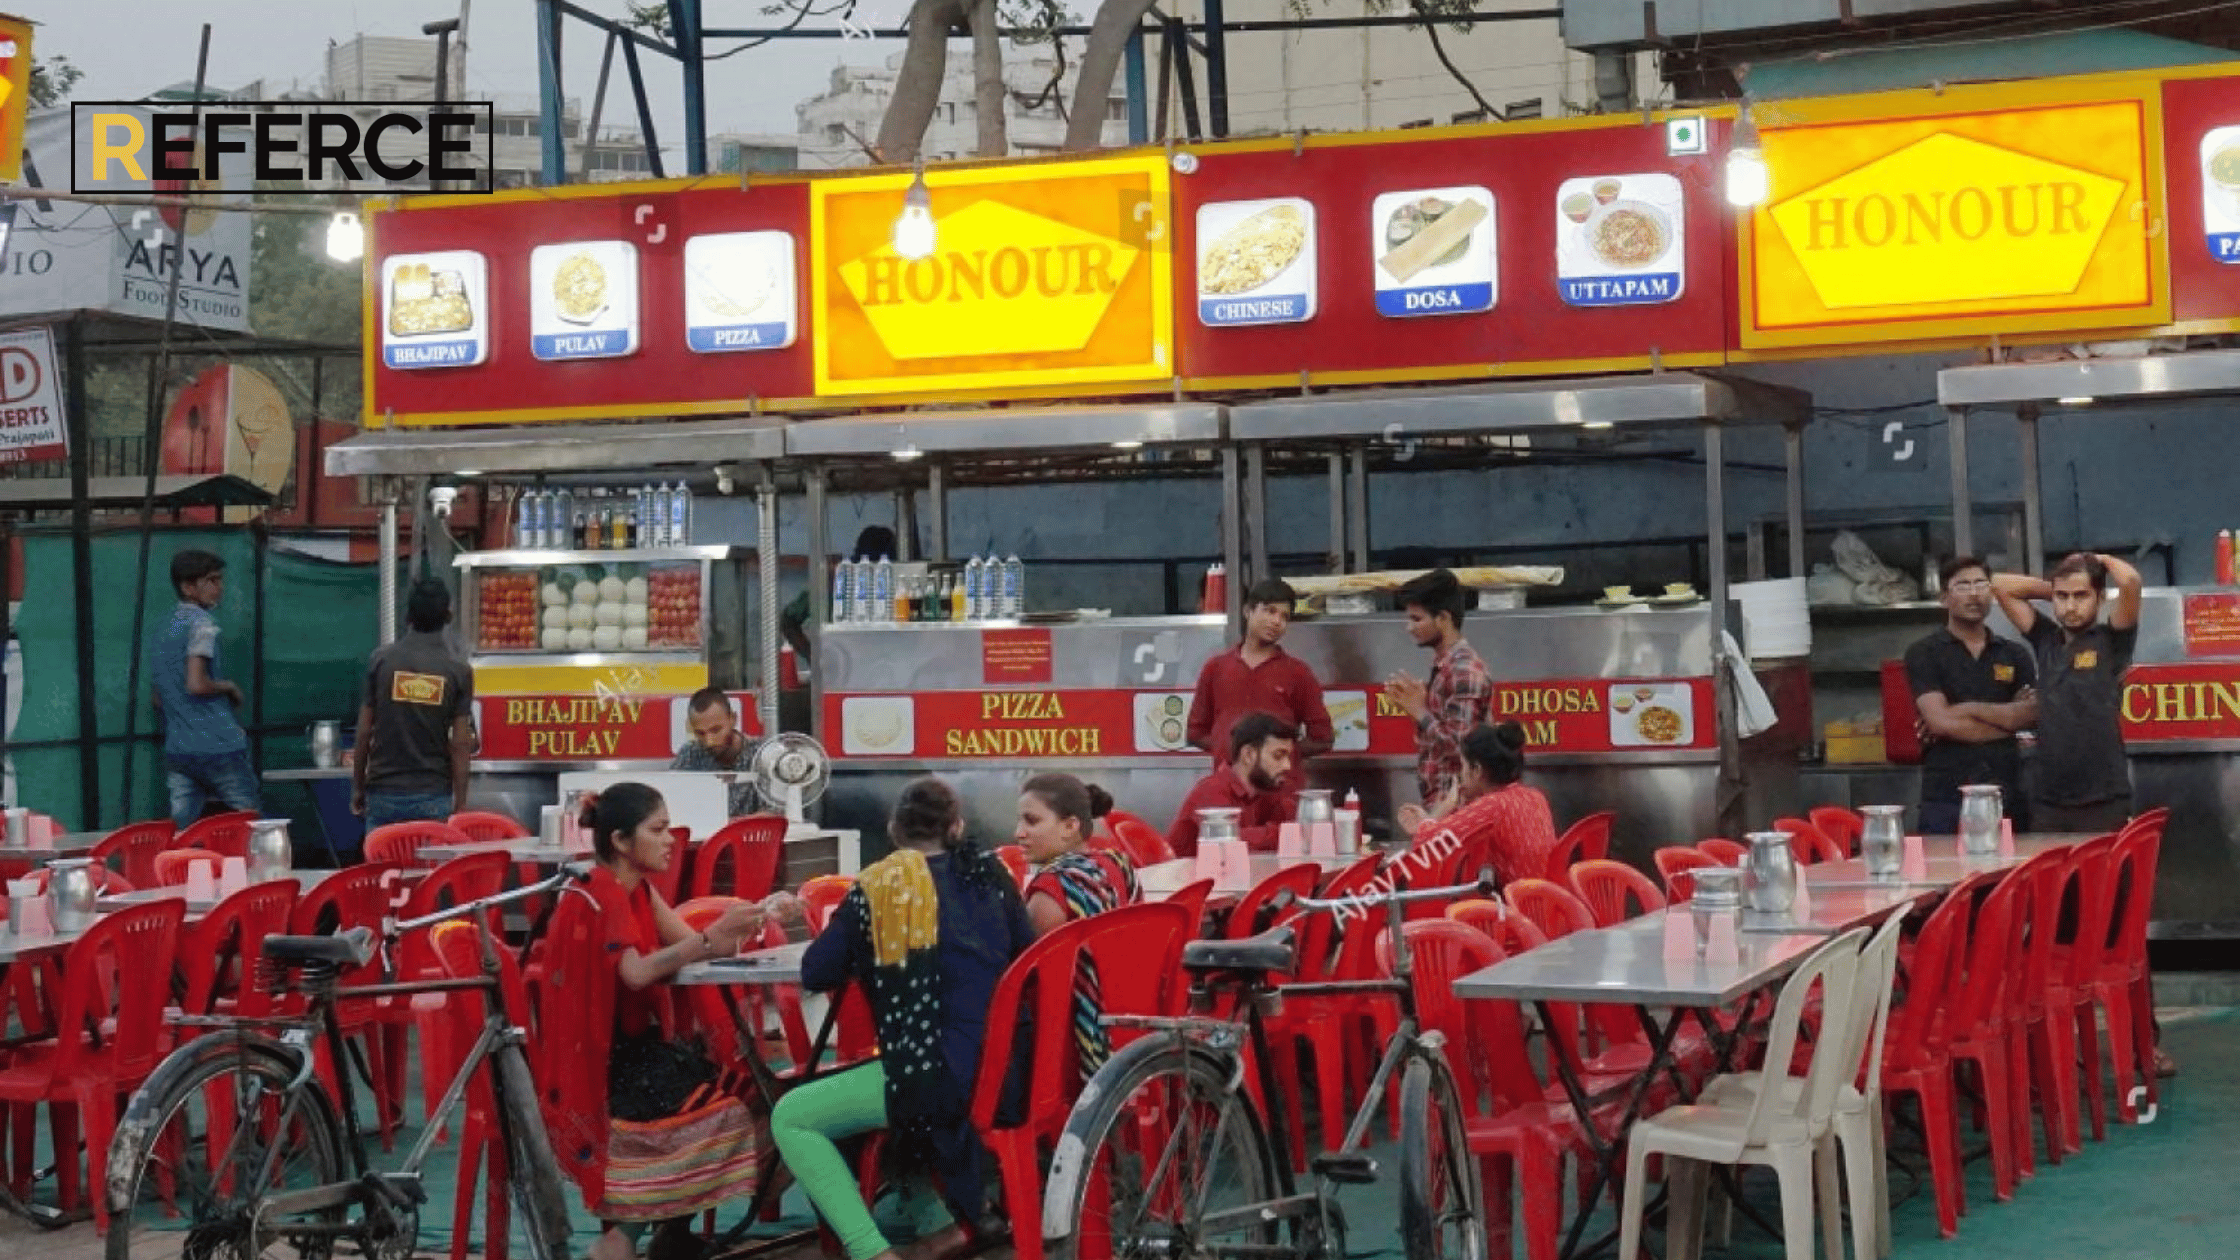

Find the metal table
[[676, 941, 811, 987], [1, 830, 105, 857], [1135, 853, 1354, 898], [96, 869, 339, 915], [1800, 833, 2091, 890]]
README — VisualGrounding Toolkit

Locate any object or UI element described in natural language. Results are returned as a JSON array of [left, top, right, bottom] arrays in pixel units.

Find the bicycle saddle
[[1181, 927, 1296, 975], [263, 926, 377, 968]]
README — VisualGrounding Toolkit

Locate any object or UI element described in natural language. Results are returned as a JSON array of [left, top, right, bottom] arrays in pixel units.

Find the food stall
[[1936, 349, 2240, 939], [1228, 374, 1814, 857]]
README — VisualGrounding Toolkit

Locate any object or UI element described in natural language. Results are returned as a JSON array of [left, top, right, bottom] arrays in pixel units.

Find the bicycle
[[1041, 873, 1491, 1260], [104, 866, 584, 1260]]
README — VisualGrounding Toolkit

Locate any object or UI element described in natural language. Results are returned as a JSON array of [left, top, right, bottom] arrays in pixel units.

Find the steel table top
[[1135, 853, 1357, 899], [1, 831, 105, 857], [1798, 832, 2093, 890], [676, 940, 810, 987]]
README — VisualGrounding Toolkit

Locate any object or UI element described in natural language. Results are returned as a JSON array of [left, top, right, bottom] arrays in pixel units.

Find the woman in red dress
[[1397, 721, 1558, 887]]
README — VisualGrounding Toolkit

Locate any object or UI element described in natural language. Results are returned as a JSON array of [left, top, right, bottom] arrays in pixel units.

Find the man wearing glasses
[[1905, 555, 2038, 834]]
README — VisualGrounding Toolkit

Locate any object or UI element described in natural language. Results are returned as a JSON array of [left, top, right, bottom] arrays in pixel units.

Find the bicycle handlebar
[[1289, 870, 1498, 916], [391, 861, 592, 937]]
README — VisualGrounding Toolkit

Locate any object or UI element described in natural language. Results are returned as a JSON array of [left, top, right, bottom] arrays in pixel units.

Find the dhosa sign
[[811, 156, 1174, 397], [1741, 87, 2168, 349]]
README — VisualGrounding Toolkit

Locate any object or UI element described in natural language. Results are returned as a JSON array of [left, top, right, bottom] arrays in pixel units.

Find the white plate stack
[[1734, 578, 1811, 661]]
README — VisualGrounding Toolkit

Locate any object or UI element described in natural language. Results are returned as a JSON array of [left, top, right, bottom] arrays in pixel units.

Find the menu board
[[1554, 173, 1686, 307], [1196, 197, 1317, 326], [1371, 187, 1497, 318], [529, 240, 640, 361], [380, 250, 489, 370], [684, 231, 797, 352], [2202, 125, 2240, 264]]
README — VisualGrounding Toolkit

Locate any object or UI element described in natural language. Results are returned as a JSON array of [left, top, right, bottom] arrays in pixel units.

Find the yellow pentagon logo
[[1767, 132, 2126, 310], [837, 199, 1141, 362]]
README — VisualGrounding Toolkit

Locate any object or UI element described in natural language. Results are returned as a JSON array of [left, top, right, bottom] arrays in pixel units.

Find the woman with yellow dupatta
[[773, 778, 1034, 1260]]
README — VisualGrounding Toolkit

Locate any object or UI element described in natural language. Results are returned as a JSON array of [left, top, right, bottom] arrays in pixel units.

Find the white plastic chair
[[1702, 913, 1906, 1260], [1617, 927, 1867, 1260]]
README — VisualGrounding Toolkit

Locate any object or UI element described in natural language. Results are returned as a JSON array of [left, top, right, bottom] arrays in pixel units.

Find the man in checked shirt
[[1383, 569, 1493, 811]]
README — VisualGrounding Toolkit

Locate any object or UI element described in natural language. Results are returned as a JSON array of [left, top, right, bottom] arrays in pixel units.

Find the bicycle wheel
[[1398, 1055, 1485, 1260], [1044, 1040, 1282, 1260], [493, 1043, 574, 1260], [107, 1035, 348, 1260]]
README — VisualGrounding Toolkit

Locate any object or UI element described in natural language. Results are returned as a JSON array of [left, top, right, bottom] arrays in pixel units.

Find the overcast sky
[[35, 0, 898, 149]]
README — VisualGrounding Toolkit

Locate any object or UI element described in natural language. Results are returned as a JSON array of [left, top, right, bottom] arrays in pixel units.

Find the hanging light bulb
[[326, 211, 365, 262], [1724, 104, 1770, 208], [892, 158, 935, 260]]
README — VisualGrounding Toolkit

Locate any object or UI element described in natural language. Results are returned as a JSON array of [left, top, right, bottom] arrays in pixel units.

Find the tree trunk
[[967, 0, 1008, 158], [876, 0, 965, 164], [1063, 0, 1161, 151]]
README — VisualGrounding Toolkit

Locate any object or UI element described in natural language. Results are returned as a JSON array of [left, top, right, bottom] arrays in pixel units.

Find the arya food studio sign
[[1740, 86, 2169, 349], [810, 156, 1174, 397]]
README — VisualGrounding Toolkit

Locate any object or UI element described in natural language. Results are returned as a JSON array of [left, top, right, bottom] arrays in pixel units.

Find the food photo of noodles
[[1608, 683, 1695, 748], [1587, 203, 1670, 270]]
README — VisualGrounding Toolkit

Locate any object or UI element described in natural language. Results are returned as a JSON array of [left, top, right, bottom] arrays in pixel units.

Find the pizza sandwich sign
[[0, 327, 68, 464]]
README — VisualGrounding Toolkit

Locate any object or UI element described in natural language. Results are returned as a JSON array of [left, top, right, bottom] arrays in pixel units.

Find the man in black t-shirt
[[354, 580, 476, 833], [1993, 552, 2143, 834], [1905, 555, 2038, 835]]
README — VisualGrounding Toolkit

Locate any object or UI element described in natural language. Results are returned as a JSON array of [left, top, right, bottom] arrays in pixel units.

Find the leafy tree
[[29, 54, 82, 109]]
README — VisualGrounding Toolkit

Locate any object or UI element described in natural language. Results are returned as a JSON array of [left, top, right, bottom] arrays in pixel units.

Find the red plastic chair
[[1543, 810, 1615, 881], [1383, 920, 1608, 1260], [0, 899, 184, 1230], [1161, 877, 1216, 929], [2050, 834, 2124, 1143], [447, 810, 529, 841], [1808, 807, 1865, 857], [152, 847, 227, 887], [290, 865, 403, 1147], [797, 874, 854, 933], [1109, 816, 1177, 867], [395, 851, 512, 1128], [1263, 854, 1386, 1166], [1696, 838, 1747, 865], [690, 816, 788, 901], [176, 880, 300, 1021], [1774, 817, 1846, 866], [1942, 864, 2029, 1203], [1223, 862, 1322, 941], [429, 919, 538, 1260], [88, 820, 176, 890], [969, 902, 1192, 1260], [2004, 845, 2079, 1174], [364, 820, 474, 870], [1503, 878, 1597, 941], [174, 810, 258, 857], [2088, 815, 2165, 1123], [1566, 858, 1666, 927], [1652, 847, 1716, 903], [1879, 872, 1984, 1238]]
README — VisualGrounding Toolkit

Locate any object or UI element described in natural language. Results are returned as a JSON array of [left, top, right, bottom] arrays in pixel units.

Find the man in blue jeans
[[353, 579, 476, 831], [150, 549, 262, 828]]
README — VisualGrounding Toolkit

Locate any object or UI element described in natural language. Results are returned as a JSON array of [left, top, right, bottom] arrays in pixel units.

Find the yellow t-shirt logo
[[2074, 650, 2099, 670], [392, 672, 447, 706], [1992, 664, 2015, 683]]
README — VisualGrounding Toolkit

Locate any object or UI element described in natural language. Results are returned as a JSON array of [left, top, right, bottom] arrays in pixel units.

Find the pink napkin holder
[[1901, 835, 1927, 879], [1219, 840, 1254, 889], [26, 815, 53, 850], [1791, 865, 1813, 918], [219, 856, 250, 896], [1194, 842, 1227, 883], [184, 861, 219, 902], [1999, 818, 2015, 857], [7, 879, 50, 938], [1276, 823, 1304, 858], [1305, 821, 1337, 856]]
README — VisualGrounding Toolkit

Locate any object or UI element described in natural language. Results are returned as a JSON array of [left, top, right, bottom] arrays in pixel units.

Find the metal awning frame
[[0, 473, 276, 514], [323, 416, 789, 479], [1933, 349, 2240, 576]]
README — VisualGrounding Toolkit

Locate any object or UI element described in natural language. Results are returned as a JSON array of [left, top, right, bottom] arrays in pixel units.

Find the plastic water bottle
[[1001, 554, 1023, 619], [961, 558, 982, 622], [831, 556, 852, 625], [514, 491, 536, 549], [552, 488, 573, 550], [872, 556, 894, 624], [669, 483, 691, 547]]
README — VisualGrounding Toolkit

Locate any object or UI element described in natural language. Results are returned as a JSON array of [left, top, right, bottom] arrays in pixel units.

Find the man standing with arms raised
[[1186, 578, 1332, 788], [1992, 553, 2142, 833], [1906, 556, 2038, 834], [1383, 569, 1493, 812]]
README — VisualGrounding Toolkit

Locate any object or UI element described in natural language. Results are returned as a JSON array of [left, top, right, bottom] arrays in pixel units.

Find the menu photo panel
[[1555, 173, 1686, 307], [1196, 197, 1317, 327], [2203, 125, 2240, 265], [1371, 187, 1497, 318], [381, 250, 490, 370], [529, 239, 641, 361], [684, 230, 798, 352]]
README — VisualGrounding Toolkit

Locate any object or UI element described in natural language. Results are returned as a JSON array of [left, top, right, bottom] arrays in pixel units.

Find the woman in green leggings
[[776, 778, 1034, 1260]]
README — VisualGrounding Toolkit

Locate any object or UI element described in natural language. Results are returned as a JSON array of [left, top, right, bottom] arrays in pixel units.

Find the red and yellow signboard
[[0, 16, 29, 186], [2121, 663, 2240, 742], [810, 157, 1173, 397], [476, 690, 761, 762], [1741, 81, 2169, 349]]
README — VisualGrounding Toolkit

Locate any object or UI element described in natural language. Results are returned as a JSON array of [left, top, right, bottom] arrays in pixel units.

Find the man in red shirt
[[1186, 579, 1333, 788], [1166, 711, 1299, 856]]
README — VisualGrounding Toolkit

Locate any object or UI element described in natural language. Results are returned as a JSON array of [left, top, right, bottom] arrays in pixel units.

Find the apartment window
[[1106, 98, 1128, 121], [1450, 109, 1489, 125], [1399, 118, 1433, 129], [824, 124, 846, 145]]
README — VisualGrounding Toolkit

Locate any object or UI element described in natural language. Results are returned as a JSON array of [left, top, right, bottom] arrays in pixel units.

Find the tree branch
[[1408, 0, 1498, 121]]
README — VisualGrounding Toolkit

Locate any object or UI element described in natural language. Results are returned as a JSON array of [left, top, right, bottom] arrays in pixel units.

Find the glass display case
[[454, 546, 742, 676]]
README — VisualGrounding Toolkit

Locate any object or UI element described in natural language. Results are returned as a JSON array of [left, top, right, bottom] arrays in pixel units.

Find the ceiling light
[[1724, 105, 1769, 208], [1111, 439, 1144, 450], [892, 158, 935, 261], [455, 469, 483, 477], [1581, 420, 1614, 431], [2057, 395, 2095, 407], [891, 443, 924, 462], [325, 211, 364, 262]]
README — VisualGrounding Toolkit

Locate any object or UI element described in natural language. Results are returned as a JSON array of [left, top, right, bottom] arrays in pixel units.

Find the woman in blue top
[[773, 777, 1034, 1260]]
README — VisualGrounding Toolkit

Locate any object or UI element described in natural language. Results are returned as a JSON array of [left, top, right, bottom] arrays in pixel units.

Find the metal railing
[[0, 436, 149, 480]]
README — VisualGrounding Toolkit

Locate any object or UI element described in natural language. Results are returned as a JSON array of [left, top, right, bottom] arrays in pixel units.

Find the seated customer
[[1397, 721, 1556, 886], [670, 688, 763, 818], [772, 778, 1035, 1260], [1165, 711, 1300, 856], [1016, 773, 1140, 1072]]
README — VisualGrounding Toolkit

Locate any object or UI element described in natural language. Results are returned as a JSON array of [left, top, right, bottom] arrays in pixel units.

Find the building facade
[[794, 50, 1131, 167]]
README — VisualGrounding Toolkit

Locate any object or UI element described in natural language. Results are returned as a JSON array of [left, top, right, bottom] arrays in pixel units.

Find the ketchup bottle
[[2218, 529, 2235, 587]]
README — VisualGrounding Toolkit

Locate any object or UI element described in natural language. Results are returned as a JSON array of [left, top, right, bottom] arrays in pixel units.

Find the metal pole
[[535, 0, 567, 185], [1705, 424, 1729, 636], [1124, 28, 1149, 144], [1203, 0, 1229, 137], [578, 31, 618, 183], [806, 466, 830, 626], [2018, 404, 2045, 575], [1326, 452, 1345, 573], [1947, 405, 1974, 559], [927, 462, 948, 561], [1347, 447, 1370, 571], [378, 479, 400, 645], [1220, 446, 1243, 626], [675, 0, 708, 174], [1783, 423, 1806, 580], [892, 488, 915, 561], [1243, 443, 1268, 585], [756, 471, 779, 737], [65, 317, 98, 827]]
